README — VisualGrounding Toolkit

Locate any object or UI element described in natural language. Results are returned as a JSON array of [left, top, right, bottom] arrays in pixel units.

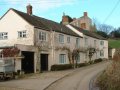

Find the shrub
[[51, 64, 73, 71], [97, 51, 120, 90], [94, 58, 103, 63], [88, 60, 94, 64], [77, 63, 88, 67]]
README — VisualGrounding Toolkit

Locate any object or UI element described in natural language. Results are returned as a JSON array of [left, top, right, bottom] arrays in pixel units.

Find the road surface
[[45, 61, 110, 90]]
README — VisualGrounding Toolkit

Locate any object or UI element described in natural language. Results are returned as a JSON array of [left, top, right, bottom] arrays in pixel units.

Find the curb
[[89, 72, 101, 90], [43, 71, 74, 90], [44, 61, 108, 90]]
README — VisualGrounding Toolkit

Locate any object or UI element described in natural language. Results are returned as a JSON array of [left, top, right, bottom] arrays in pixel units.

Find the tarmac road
[[45, 61, 111, 90], [0, 61, 111, 90]]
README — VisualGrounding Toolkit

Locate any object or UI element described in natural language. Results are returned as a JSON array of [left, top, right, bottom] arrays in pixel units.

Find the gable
[[0, 9, 33, 29], [0, 9, 34, 46]]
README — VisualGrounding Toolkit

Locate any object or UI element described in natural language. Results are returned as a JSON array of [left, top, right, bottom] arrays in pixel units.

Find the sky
[[0, 0, 120, 28]]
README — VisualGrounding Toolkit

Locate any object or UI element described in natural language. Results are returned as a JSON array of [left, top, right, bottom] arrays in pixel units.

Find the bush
[[88, 60, 94, 64], [51, 64, 73, 71], [94, 58, 103, 63], [97, 51, 120, 90], [77, 63, 88, 67]]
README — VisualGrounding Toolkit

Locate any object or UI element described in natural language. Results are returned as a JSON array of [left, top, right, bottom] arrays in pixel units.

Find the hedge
[[94, 58, 103, 63], [77, 63, 88, 67], [51, 64, 73, 71]]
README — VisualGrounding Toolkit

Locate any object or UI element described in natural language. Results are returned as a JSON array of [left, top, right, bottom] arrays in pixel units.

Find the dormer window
[[0, 32, 8, 40], [18, 31, 26, 38]]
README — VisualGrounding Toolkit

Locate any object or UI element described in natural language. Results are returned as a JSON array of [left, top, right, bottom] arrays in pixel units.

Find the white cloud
[[2, 0, 77, 11]]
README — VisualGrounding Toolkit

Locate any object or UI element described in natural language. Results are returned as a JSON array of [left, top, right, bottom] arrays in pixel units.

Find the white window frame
[[67, 37, 70, 43], [94, 40, 97, 47], [18, 31, 26, 38], [76, 38, 80, 47], [39, 32, 47, 41], [100, 41, 104, 45], [59, 54, 66, 64], [59, 34, 64, 43], [0, 32, 8, 40], [100, 50, 104, 57], [75, 54, 80, 63]]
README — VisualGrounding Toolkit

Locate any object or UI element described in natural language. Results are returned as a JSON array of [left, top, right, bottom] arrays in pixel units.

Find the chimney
[[62, 12, 73, 25], [84, 12, 87, 17], [26, 4, 32, 15], [73, 18, 76, 21]]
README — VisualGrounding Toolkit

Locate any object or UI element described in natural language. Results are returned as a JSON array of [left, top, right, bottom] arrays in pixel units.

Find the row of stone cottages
[[0, 5, 108, 73]]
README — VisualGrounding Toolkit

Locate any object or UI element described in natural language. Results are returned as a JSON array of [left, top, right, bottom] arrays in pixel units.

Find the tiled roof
[[71, 25, 107, 40], [12, 9, 79, 37]]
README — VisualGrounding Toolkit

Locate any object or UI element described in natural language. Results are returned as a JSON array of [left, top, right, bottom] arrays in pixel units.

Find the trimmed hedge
[[77, 63, 88, 67], [51, 64, 73, 71], [94, 58, 103, 63], [88, 60, 94, 64], [51, 59, 103, 71]]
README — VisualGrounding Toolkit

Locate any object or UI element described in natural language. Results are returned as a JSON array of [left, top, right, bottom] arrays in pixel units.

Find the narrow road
[[45, 61, 111, 90]]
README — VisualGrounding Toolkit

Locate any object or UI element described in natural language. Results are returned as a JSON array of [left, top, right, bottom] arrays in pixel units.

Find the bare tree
[[92, 18, 114, 34], [98, 24, 114, 35]]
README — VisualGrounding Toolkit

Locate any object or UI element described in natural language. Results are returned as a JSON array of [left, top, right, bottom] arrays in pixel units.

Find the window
[[94, 40, 97, 47], [75, 54, 80, 63], [76, 38, 80, 47], [81, 23, 86, 29], [18, 31, 26, 38], [100, 41, 104, 45], [39, 32, 46, 41], [59, 34, 64, 43], [0, 32, 8, 40], [67, 37, 70, 43], [100, 50, 104, 57], [59, 54, 66, 64]]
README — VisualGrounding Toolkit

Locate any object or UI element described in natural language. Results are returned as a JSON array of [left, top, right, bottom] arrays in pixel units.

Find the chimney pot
[[84, 12, 87, 17], [26, 4, 32, 15]]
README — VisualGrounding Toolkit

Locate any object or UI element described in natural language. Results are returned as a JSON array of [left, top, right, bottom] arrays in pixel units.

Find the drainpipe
[[51, 29, 55, 70]]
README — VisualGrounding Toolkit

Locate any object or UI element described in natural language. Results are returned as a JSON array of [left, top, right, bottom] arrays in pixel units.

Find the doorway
[[41, 54, 48, 71], [22, 51, 34, 73]]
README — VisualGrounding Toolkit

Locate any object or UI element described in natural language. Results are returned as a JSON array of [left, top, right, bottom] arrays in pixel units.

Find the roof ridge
[[70, 25, 107, 40], [8, 8, 79, 37]]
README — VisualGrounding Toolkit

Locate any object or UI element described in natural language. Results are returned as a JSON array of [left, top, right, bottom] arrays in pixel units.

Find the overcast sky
[[0, 0, 120, 28]]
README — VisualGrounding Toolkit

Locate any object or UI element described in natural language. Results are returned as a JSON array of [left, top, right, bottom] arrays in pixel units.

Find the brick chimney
[[73, 18, 76, 21], [84, 12, 87, 17], [26, 4, 32, 15], [62, 13, 73, 25]]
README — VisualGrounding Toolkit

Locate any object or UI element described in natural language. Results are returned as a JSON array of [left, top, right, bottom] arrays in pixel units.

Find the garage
[[21, 51, 34, 73]]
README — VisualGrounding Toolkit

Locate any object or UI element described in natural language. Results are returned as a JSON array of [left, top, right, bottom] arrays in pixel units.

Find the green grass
[[109, 39, 120, 48]]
